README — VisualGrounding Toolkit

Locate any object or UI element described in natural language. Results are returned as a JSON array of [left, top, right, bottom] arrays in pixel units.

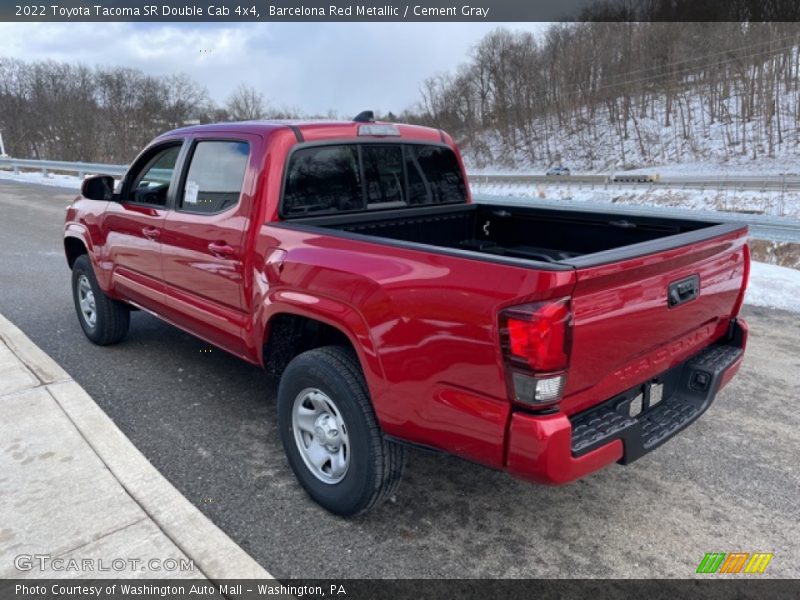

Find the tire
[[71, 254, 130, 345], [277, 346, 405, 516]]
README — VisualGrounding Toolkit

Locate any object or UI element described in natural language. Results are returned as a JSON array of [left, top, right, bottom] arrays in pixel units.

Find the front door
[[103, 142, 183, 312], [159, 137, 256, 356]]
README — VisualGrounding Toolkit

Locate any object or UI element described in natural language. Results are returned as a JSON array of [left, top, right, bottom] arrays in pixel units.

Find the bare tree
[[408, 21, 800, 169], [226, 84, 267, 121]]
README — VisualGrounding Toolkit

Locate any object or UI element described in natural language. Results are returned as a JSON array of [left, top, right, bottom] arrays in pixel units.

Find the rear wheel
[[71, 255, 130, 345], [277, 346, 405, 516]]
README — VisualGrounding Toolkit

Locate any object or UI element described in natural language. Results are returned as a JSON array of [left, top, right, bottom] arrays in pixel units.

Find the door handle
[[142, 226, 160, 240], [208, 241, 236, 258], [668, 275, 700, 308]]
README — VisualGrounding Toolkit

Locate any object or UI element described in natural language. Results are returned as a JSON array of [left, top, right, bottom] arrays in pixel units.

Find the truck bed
[[281, 202, 742, 268]]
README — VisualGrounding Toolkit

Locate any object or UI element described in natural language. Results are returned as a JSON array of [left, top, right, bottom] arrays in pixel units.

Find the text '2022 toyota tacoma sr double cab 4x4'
[[64, 114, 749, 515]]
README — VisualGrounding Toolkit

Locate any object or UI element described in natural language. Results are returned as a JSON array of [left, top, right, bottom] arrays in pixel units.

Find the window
[[281, 143, 467, 217], [405, 145, 467, 205], [130, 145, 181, 206], [180, 141, 249, 213], [283, 145, 361, 216], [362, 145, 405, 209]]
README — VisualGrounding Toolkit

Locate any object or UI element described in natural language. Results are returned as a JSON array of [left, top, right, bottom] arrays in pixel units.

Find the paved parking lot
[[1, 179, 798, 578]]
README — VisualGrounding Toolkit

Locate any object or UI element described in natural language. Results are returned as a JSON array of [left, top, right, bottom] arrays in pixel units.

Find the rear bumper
[[506, 317, 748, 485]]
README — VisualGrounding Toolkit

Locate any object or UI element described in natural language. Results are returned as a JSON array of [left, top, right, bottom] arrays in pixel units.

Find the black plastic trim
[[270, 218, 575, 272], [286, 125, 304, 143], [275, 199, 744, 273], [563, 223, 746, 268]]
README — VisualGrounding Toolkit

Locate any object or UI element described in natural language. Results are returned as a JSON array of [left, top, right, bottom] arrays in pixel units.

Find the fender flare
[[63, 225, 113, 290], [258, 291, 388, 411], [63, 224, 94, 268]]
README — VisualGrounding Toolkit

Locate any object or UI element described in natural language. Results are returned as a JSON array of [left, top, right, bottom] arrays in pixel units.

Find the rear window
[[282, 143, 466, 217], [406, 145, 466, 205]]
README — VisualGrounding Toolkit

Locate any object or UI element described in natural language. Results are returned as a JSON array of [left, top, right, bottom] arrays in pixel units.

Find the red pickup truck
[[64, 116, 749, 515]]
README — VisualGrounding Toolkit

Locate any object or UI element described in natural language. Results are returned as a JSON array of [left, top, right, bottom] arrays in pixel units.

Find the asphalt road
[[1, 179, 799, 578]]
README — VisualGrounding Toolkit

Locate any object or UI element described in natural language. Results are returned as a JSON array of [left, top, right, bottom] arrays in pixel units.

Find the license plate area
[[617, 381, 665, 418], [570, 337, 744, 462]]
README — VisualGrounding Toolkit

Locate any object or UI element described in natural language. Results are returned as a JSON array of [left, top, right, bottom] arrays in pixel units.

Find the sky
[[0, 22, 547, 116]]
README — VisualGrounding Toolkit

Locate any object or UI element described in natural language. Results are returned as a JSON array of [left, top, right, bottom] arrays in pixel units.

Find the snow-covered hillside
[[461, 79, 800, 173]]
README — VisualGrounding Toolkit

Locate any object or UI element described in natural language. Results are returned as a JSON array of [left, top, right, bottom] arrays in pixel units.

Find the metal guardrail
[[1, 157, 798, 242], [2, 157, 798, 190], [0, 157, 127, 178], [471, 172, 800, 191]]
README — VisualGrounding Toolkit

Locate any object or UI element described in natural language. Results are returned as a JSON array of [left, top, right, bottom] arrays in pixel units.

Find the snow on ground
[[746, 261, 800, 313], [470, 182, 800, 220], [461, 75, 800, 173], [0, 169, 82, 190]]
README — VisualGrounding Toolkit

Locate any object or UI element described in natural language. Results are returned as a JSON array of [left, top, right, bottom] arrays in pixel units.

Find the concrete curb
[[0, 312, 273, 581]]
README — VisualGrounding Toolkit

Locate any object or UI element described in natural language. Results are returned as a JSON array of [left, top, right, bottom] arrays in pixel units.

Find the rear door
[[158, 135, 258, 356], [562, 229, 748, 416], [103, 141, 183, 311]]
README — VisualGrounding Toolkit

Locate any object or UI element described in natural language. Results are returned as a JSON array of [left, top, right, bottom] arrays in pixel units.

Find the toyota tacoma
[[64, 115, 749, 515]]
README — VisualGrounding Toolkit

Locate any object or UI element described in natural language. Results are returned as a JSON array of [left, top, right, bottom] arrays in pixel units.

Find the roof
[[162, 119, 446, 144]]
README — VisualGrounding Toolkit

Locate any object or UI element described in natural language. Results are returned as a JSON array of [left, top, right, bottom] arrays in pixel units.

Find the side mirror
[[81, 175, 115, 201]]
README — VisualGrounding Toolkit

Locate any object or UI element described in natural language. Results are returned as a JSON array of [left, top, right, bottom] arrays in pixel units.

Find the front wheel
[[71, 255, 130, 345], [277, 346, 405, 516]]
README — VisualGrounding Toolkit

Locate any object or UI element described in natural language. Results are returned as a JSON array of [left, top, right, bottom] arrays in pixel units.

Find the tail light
[[499, 298, 572, 409]]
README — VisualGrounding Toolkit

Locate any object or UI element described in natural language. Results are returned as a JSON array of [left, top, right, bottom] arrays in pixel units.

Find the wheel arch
[[259, 299, 387, 412], [64, 233, 89, 270]]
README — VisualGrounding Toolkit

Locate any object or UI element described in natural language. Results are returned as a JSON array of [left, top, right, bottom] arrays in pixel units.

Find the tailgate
[[562, 227, 748, 416]]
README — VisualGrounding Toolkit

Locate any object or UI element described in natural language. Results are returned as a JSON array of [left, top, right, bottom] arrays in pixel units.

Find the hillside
[[462, 78, 800, 172], [410, 23, 800, 174]]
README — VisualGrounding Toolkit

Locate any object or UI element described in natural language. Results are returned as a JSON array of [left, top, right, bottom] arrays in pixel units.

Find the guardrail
[[1, 157, 798, 242], [471, 172, 800, 191], [0, 157, 127, 178], [2, 157, 798, 191]]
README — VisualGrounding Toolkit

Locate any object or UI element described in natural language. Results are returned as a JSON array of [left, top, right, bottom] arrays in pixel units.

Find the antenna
[[353, 110, 375, 123]]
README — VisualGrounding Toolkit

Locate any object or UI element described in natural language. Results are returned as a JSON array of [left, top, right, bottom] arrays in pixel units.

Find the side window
[[283, 145, 361, 216], [180, 141, 249, 213], [129, 145, 181, 206], [362, 145, 405, 209]]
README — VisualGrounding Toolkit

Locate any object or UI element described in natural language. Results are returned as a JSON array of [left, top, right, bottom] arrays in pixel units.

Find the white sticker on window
[[184, 181, 199, 204]]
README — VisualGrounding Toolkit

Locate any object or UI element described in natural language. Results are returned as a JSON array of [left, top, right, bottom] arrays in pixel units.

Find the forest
[[409, 22, 800, 168], [1, 21, 799, 169]]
